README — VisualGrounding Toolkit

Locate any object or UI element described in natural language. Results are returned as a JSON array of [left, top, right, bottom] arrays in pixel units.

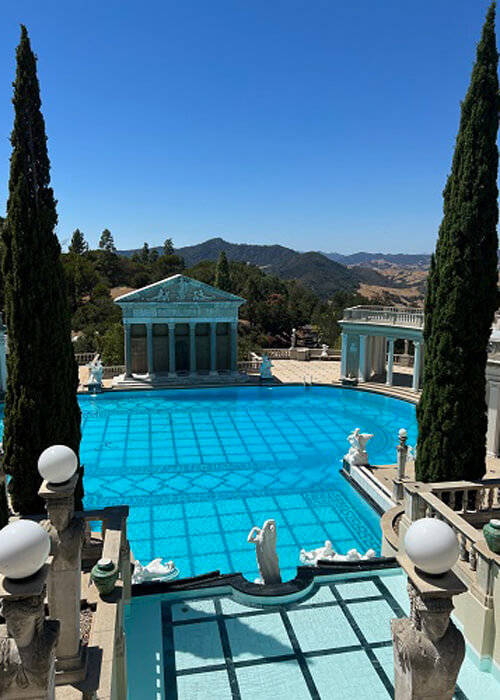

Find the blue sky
[[0, 0, 495, 253]]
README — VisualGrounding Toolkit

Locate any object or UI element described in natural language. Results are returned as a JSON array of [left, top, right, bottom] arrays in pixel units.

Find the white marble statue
[[87, 354, 104, 387], [259, 354, 273, 380], [320, 343, 329, 358], [290, 328, 297, 350], [299, 542, 376, 566], [247, 519, 281, 584], [344, 427, 374, 466], [131, 558, 179, 584]]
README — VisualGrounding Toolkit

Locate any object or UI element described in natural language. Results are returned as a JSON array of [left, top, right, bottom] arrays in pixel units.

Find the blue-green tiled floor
[[141, 570, 500, 700]]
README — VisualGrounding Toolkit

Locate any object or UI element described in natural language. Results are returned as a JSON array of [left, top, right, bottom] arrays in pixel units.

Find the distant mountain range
[[119, 238, 398, 299], [322, 251, 432, 268]]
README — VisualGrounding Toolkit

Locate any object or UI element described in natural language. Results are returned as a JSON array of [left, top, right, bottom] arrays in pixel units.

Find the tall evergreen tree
[[99, 228, 116, 252], [163, 237, 174, 255], [1, 26, 82, 514], [416, 4, 499, 482], [215, 251, 231, 292], [68, 228, 87, 255]]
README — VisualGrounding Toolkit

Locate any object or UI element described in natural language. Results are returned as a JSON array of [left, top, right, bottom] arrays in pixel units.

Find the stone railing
[[74, 352, 96, 365], [238, 360, 261, 373], [83, 506, 130, 700], [342, 305, 424, 328], [393, 353, 414, 367], [402, 481, 500, 607], [262, 348, 291, 359]]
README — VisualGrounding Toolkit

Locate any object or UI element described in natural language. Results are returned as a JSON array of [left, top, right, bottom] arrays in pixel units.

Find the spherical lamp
[[404, 518, 459, 576], [0, 520, 51, 579], [38, 445, 77, 485]]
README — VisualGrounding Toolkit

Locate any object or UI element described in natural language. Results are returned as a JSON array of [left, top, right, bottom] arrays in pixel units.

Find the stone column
[[358, 334, 368, 382], [386, 337, 395, 386], [412, 341, 422, 392], [340, 332, 348, 378], [168, 322, 176, 376], [210, 322, 218, 376], [230, 321, 238, 372], [189, 322, 197, 375], [124, 324, 132, 377], [146, 323, 154, 377], [39, 473, 86, 682], [391, 559, 466, 700], [0, 563, 60, 699]]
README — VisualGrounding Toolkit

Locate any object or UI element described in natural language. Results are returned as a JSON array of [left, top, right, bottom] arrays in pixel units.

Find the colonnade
[[123, 320, 238, 377], [340, 331, 423, 392]]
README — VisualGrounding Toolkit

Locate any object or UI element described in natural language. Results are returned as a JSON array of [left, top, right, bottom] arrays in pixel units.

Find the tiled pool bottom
[[125, 569, 500, 700], [76, 386, 417, 579]]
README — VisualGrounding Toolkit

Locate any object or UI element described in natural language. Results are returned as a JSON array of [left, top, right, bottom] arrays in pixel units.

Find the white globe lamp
[[38, 445, 78, 485], [0, 520, 51, 579], [404, 518, 459, 576]]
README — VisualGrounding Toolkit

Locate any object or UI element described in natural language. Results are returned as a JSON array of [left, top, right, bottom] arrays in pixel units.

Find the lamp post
[[391, 518, 466, 700], [38, 445, 86, 682], [0, 519, 59, 699]]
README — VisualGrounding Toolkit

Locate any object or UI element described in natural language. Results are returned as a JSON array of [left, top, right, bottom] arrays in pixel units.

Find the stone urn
[[91, 557, 119, 595], [483, 518, 500, 554]]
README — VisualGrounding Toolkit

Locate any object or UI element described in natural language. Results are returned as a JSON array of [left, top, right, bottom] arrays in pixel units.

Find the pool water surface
[[0, 386, 417, 580]]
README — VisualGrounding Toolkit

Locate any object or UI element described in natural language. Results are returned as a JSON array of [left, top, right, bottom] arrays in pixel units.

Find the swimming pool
[[0, 386, 417, 580]]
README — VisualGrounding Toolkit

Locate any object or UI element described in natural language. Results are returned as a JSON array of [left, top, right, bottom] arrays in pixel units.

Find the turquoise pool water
[[0, 386, 417, 580]]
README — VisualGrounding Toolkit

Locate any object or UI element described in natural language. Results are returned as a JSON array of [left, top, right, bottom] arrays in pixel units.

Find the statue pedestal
[[0, 563, 60, 700], [85, 381, 103, 394], [391, 556, 466, 700]]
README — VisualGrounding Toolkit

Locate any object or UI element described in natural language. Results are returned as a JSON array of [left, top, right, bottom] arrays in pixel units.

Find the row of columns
[[341, 332, 423, 392], [124, 321, 238, 377]]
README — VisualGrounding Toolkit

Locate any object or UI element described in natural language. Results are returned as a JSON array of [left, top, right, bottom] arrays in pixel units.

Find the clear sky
[[0, 0, 495, 254]]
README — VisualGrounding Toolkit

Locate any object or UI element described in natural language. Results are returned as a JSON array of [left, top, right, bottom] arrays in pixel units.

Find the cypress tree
[[215, 251, 231, 292], [1, 26, 82, 514], [416, 4, 499, 482]]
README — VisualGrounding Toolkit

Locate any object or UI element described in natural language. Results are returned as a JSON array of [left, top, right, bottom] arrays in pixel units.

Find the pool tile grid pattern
[[160, 574, 470, 700]]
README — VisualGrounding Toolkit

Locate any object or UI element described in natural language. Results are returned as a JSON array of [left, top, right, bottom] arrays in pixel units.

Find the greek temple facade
[[338, 306, 425, 392], [113, 274, 245, 385]]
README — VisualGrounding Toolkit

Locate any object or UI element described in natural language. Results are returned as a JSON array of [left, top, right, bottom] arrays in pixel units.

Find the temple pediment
[[114, 274, 245, 305]]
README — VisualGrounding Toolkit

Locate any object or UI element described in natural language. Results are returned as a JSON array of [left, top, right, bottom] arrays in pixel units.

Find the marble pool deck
[[126, 568, 499, 700]]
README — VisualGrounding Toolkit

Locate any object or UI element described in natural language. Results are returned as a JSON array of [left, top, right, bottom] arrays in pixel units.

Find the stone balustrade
[[262, 348, 292, 359], [397, 480, 500, 667], [342, 305, 424, 328], [74, 352, 96, 365], [238, 360, 261, 373]]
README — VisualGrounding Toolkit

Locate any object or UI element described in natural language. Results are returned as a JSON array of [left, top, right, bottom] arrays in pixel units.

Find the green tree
[[163, 237, 174, 255], [215, 251, 231, 292], [99, 228, 116, 252], [68, 228, 87, 255], [140, 242, 150, 265], [416, 3, 499, 482], [1, 26, 82, 514]]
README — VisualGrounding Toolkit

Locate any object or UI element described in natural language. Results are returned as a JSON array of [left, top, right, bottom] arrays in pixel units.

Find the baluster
[[461, 490, 468, 513], [425, 506, 433, 518], [469, 547, 477, 572], [473, 489, 481, 512], [449, 491, 456, 510], [458, 534, 468, 562], [488, 488, 494, 510]]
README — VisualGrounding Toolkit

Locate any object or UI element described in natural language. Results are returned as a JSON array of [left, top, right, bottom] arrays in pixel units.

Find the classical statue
[[0, 592, 59, 698], [320, 343, 329, 358], [299, 543, 376, 566], [344, 427, 374, 466], [259, 354, 273, 380], [290, 328, 297, 350], [392, 582, 465, 699], [247, 519, 281, 584], [87, 354, 103, 387], [131, 558, 179, 584]]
